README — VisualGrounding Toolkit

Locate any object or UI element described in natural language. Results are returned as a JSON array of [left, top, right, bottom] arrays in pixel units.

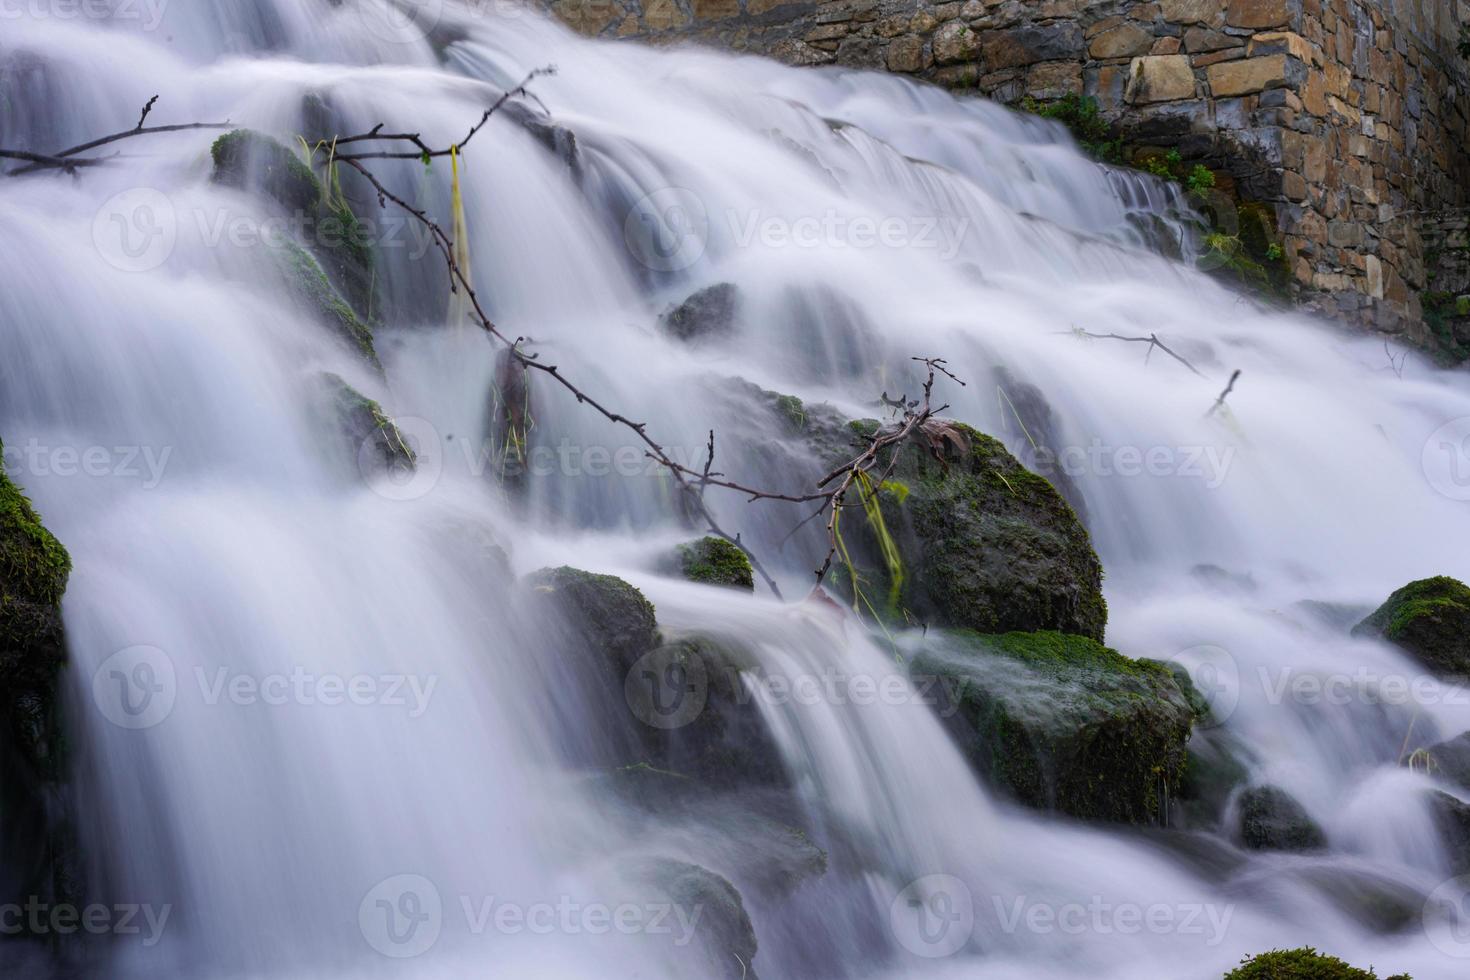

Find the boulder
[[526, 566, 658, 668], [785, 398, 1105, 640], [526, 570, 781, 787], [623, 858, 758, 979], [0, 441, 74, 922], [1429, 789, 1470, 875], [911, 630, 1197, 824], [211, 129, 378, 364], [660, 283, 739, 343], [673, 537, 754, 591], [1352, 576, 1470, 677], [1237, 785, 1326, 851]]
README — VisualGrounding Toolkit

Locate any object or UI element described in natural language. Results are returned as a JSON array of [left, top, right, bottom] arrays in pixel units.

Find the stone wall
[[550, 0, 1470, 348]]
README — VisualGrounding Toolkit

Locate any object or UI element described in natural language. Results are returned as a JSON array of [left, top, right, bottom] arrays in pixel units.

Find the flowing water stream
[[4, 2, 1470, 977]]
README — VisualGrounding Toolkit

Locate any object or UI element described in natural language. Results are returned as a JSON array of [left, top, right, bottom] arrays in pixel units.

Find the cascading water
[[3, 2, 1470, 977]]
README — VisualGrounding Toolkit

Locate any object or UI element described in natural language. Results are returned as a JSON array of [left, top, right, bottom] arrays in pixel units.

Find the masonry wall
[[550, 0, 1470, 346]]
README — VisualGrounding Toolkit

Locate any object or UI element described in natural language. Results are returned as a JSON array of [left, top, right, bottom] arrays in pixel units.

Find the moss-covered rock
[[317, 373, 414, 476], [0, 440, 74, 920], [1237, 785, 1326, 852], [910, 630, 1195, 824], [211, 129, 378, 364], [674, 537, 754, 592], [780, 395, 1104, 640], [1224, 947, 1409, 979], [1352, 577, 1470, 678]]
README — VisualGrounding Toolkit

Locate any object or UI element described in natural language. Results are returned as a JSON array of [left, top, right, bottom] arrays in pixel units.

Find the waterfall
[[2, 2, 1469, 977]]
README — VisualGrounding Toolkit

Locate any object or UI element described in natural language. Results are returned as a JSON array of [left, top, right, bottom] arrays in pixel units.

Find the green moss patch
[[1353, 576, 1470, 678], [675, 537, 754, 592], [1224, 947, 1409, 979]]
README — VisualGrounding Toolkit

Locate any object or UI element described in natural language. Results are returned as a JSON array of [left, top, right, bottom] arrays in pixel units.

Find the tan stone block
[[1248, 30, 1314, 61], [691, 0, 739, 20], [1152, 36, 1182, 54], [1161, 0, 1220, 24], [1028, 61, 1083, 99], [1227, 0, 1292, 29], [1125, 55, 1196, 103], [1090, 23, 1154, 59], [933, 21, 980, 64], [886, 34, 928, 72], [1207, 53, 1290, 96]]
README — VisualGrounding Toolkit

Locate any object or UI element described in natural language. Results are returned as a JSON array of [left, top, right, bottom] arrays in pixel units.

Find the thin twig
[[1207, 369, 1242, 417], [1061, 327, 1204, 377], [3, 95, 231, 176]]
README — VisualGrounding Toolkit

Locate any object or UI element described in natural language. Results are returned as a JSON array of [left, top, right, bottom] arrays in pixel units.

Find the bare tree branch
[[1060, 327, 1204, 377], [3, 95, 231, 176]]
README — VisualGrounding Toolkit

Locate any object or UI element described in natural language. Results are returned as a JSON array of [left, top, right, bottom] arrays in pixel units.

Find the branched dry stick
[[2, 94, 232, 176], [1206, 369, 1242, 418], [1061, 327, 1204, 377], [10, 79, 969, 603]]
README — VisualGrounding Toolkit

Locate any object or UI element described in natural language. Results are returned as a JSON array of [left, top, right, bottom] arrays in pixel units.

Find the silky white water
[[3, 1, 1470, 977]]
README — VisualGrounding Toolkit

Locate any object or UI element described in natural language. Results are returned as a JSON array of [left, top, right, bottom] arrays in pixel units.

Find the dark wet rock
[[0, 439, 75, 925], [503, 101, 581, 179], [911, 630, 1196, 824], [1237, 785, 1326, 852], [673, 537, 754, 591], [624, 858, 758, 980], [660, 283, 739, 343], [317, 373, 414, 476], [606, 766, 827, 895], [991, 366, 1089, 527], [1430, 789, 1470, 876], [1353, 576, 1470, 678], [526, 566, 658, 667], [524, 570, 781, 787], [1174, 726, 1251, 830], [1420, 730, 1470, 791], [487, 347, 535, 494]]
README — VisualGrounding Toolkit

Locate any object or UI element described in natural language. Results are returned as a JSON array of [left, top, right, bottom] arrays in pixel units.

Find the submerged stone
[[1237, 784, 1326, 852], [660, 283, 739, 343], [623, 857, 758, 979], [317, 373, 414, 476], [911, 630, 1195, 824], [526, 566, 659, 668], [1353, 576, 1470, 678]]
